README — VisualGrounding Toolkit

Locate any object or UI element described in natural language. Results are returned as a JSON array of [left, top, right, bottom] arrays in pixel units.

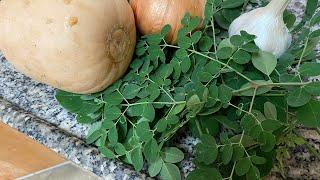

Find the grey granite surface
[[0, 0, 319, 179], [0, 98, 146, 180], [0, 53, 89, 140]]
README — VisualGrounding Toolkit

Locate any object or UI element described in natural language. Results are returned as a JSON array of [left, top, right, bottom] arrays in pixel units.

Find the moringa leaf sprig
[[56, 0, 320, 179]]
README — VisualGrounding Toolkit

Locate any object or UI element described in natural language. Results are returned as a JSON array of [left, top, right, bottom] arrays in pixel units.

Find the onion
[[130, 0, 206, 44]]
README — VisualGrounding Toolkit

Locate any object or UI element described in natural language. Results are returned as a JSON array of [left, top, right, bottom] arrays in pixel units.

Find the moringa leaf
[[195, 135, 218, 165], [131, 146, 144, 171], [299, 63, 320, 76], [160, 163, 181, 180], [296, 100, 320, 128], [264, 102, 277, 120], [187, 168, 222, 180], [252, 51, 277, 76], [221, 144, 233, 165], [235, 157, 251, 176], [287, 87, 311, 107], [161, 147, 184, 163], [222, 0, 244, 8], [213, 116, 240, 130], [148, 158, 163, 177]]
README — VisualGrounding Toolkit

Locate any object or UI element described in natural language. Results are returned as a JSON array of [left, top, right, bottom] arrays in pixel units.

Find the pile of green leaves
[[56, 0, 320, 179]]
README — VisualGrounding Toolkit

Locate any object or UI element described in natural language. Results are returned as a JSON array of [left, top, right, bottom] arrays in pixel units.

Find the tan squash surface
[[0, 0, 136, 94]]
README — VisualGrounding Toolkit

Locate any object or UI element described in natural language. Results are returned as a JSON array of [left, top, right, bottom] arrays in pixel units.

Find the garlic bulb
[[229, 0, 292, 58]]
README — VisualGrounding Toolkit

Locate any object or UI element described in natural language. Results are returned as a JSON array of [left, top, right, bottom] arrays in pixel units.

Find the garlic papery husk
[[228, 0, 292, 58]]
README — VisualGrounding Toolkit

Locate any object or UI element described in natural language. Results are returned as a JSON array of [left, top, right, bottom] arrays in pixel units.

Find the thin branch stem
[[189, 50, 255, 83], [211, 20, 218, 59], [249, 87, 257, 113], [228, 102, 251, 115], [147, 78, 176, 102], [233, 81, 311, 95], [117, 89, 130, 104], [297, 37, 310, 68], [122, 101, 186, 107], [195, 118, 203, 136], [225, 162, 237, 180]]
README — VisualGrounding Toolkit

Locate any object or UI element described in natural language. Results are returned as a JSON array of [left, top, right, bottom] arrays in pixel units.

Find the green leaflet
[[213, 115, 240, 131], [130, 146, 144, 171], [144, 138, 160, 163], [136, 121, 153, 142], [296, 100, 320, 128], [264, 102, 277, 120], [252, 51, 277, 76], [54, 1, 320, 179], [305, 82, 320, 95], [220, 144, 233, 165], [56, 90, 101, 115], [195, 135, 218, 165], [187, 168, 222, 180], [161, 147, 184, 163], [299, 63, 320, 76], [160, 163, 181, 180], [98, 146, 116, 159], [86, 121, 103, 144], [235, 157, 251, 176], [123, 84, 141, 100], [221, 0, 244, 9], [246, 165, 260, 180], [251, 155, 267, 165], [287, 87, 311, 107], [238, 80, 272, 96], [148, 158, 163, 177]]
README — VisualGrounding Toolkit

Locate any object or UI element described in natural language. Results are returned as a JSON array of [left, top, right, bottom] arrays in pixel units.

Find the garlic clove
[[229, 0, 292, 58]]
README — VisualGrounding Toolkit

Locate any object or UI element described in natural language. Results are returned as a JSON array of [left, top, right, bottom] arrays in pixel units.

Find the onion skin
[[130, 0, 206, 44]]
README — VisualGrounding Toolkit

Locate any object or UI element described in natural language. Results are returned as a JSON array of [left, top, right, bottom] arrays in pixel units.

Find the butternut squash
[[0, 0, 136, 94]]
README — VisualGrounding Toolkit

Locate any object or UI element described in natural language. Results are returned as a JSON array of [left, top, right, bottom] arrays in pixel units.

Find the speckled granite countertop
[[0, 100, 146, 180], [0, 0, 319, 179]]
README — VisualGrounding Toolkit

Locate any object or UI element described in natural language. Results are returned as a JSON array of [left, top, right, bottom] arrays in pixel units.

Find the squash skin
[[0, 0, 136, 94]]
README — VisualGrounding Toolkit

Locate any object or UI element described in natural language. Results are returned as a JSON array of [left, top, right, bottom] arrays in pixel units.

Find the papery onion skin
[[130, 0, 206, 44]]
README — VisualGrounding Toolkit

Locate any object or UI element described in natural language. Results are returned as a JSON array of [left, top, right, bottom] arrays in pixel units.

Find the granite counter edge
[[0, 98, 149, 180]]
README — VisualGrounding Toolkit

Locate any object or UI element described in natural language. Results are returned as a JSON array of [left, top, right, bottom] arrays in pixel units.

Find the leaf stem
[[122, 101, 186, 107], [159, 118, 190, 144], [228, 102, 251, 115], [232, 81, 311, 94], [117, 89, 130, 104], [258, 93, 286, 97], [161, 44, 180, 49], [195, 118, 203, 136], [226, 162, 236, 180], [211, 20, 218, 59], [189, 50, 255, 84], [249, 87, 257, 113], [225, 131, 246, 180], [296, 36, 310, 68], [147, 78, 177, 102], [232, 86, 252, 94]]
